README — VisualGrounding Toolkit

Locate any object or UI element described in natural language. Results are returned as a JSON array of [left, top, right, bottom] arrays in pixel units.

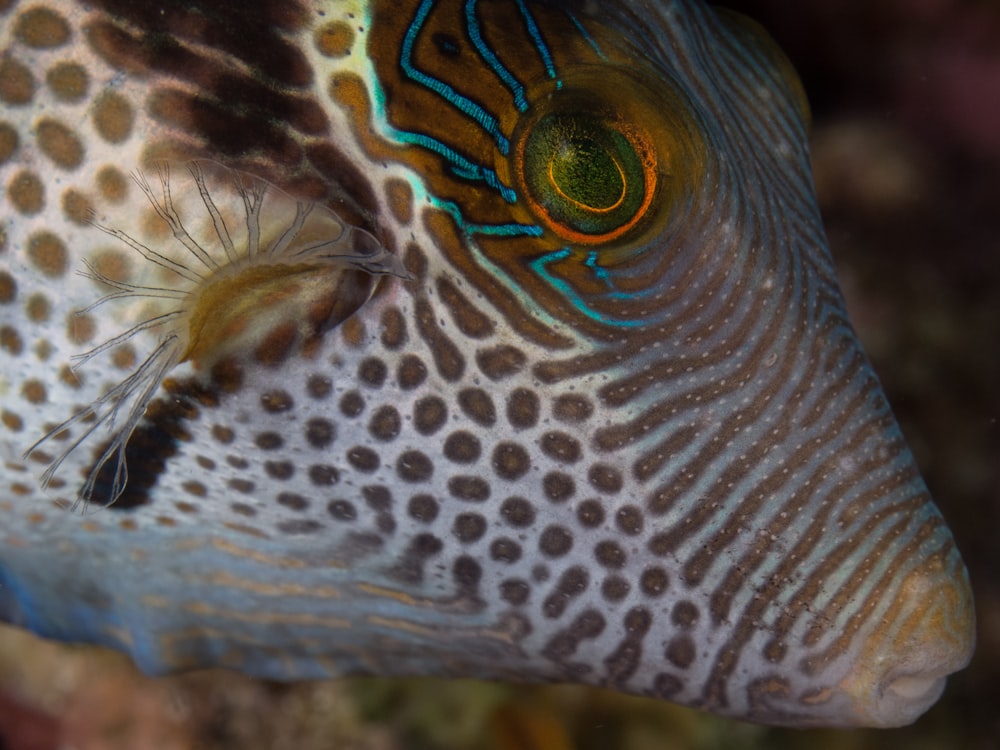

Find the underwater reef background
[[2, 0, 998, 747]]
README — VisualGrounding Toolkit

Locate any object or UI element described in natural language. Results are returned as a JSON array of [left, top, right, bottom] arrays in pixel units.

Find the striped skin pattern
[[0, 0, 974, 729]]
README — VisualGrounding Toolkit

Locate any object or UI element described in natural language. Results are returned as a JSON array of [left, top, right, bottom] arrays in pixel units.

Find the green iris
[[521, 112, 650, 240]]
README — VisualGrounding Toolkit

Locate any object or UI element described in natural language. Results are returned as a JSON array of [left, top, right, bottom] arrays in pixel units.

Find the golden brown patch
[[36, 117, 84, 169], [21, 379, 47, 404], [314, 20, 354, 57], [0, 56, 36, 105], [27, 231, 68, 277], [0, 326, 24, 355], [8, 169, 45, 215], [1, 410, 23, 432], [0, 270, 15, 303], [340, 314, 366, 348], [96, 164, 128, 202], [67, 311, 96, 345], [118, 518, 137, 530], [61, 187, 93, 224], [59, 364, 81, 388], [91, 90, 134, 143], [111, 344, 137, 370], [33, 338, 51, 360], [91, 248, 132, 283], [15, 6, 71, 48], [26, 292, 50, 322], [385, 176, 414, 225], [46, 61, 89, 101], [0, 123, 18, 165]]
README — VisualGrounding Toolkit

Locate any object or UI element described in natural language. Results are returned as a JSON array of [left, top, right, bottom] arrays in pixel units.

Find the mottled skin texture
[[0, 0, 975, 729]]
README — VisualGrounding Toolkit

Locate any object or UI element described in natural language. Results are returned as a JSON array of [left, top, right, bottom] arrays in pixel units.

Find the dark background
[[1, 1, 997, 747]]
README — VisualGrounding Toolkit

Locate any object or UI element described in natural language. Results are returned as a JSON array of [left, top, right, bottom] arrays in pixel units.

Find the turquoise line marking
[[530, 248, 644, 328], [401, 0, 510, 154], [567, 11, 606, 61], [465, 0, 529, 112], [515, 0, 559, 86]]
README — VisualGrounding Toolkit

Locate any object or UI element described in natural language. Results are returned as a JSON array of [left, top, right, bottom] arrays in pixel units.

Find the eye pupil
[[548, 133, 625, 212]]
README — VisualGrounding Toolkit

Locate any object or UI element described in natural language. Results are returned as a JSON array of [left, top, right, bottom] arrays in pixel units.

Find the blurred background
[[2, 0, 998, 747]]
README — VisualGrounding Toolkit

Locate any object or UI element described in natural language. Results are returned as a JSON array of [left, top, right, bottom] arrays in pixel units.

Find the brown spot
[[67, 312, 96, 345], [181, 481, 207, 497], [0, 57, 36, 105], [96, 165, 128, 203], [34, 338, 52, 360], [92, 91, 134, 143], [36, 117, 83, 169], [90, 248, 131, 283], [385, 176, 413, 224], [59, 364, 80, 388], [8, 170, 45, 215], [27, 232, 68, 277], [111, 344, 136, 370], [1, 410, 23, 431], [21, 379, 46, 404], [15, 7, 71, 48], [314, 20, 354, 57], [380, 306, 407, 349], [340, 314, 366, 348], [1, 326, 23, 355], [61, 188, 93, 224], [0, 271, 15, 303], [0, 123, 18, 165], [26, 293, 50, 322], [46, 61, 89, 101]]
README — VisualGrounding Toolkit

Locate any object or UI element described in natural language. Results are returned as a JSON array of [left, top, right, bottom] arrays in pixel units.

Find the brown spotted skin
[[0, 0, 975, 729]]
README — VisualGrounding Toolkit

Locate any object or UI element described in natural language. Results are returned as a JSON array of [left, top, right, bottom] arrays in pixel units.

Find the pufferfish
[[0, 0, 975, 730]]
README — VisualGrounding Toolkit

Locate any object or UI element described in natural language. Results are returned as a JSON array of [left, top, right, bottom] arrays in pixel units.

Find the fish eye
[[505, 67, 705, 251], [516, 109, 655, 243]]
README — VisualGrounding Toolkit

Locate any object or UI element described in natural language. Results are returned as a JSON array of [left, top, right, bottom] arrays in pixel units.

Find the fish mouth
[[838, 560, 976, 728]]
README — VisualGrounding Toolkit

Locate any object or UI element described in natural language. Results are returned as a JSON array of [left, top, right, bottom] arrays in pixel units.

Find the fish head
[[0, 0, 974, 728]]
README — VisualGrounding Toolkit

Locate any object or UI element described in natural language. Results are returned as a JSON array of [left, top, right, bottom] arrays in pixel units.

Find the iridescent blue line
[[515, 0, 558, 84], [530, 248, 644, 328], [402, 0, 510, 154], [465, 0, 529, 113]]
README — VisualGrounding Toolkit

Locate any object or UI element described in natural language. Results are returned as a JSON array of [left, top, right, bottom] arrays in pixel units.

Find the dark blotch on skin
[[492, 442, 530, 480], [328, 499, 357, 521], [367, 405, 401, 441], [500, 578, 530, 605], [397, 354, 427, 389], [576, 499, 605, 528], [346, 446, 379, 472], [594, 540, 627, 569], [490, 537, 522, 564], [264, 460, 294, 480], [408, 494, 439, 523], [500, 496, 535, 528], [396, 450, 433, 482], [601, 575, 630, 602], [448, 475, 490, 501], [672, 601, 700, 629], [443, 430, 481, 464], [543, 566, 588, 619], [506, 387, 539, 429], [543, 472, 575, 503], [540, 431, 582, 464], [616, 505, 644, 535], [308, 464, 339, 486], [339, 390, 365, 417], [640, 566, 670, 597], [305, 417, 335, 448], [413, 395, 447, 435], [453, 512, 487, 543], [357, 357, 387, 388], [539, 525, 573, 558], [457, 387, 496, 427]]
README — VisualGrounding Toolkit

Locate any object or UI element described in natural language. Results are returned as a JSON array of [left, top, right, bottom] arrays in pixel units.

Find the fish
[[0, 0, 975, 729]]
